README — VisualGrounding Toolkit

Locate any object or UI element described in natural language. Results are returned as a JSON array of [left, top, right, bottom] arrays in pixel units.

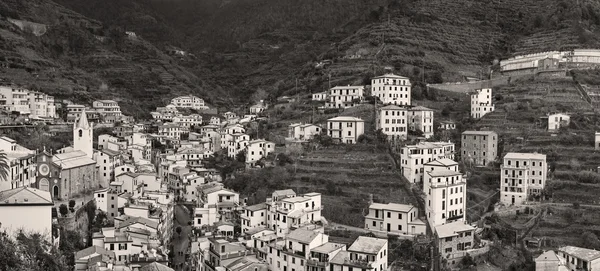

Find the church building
[[35, 110, 97, 200]]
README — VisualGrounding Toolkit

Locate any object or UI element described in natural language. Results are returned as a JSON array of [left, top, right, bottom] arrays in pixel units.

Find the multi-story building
[[114, 124, 134, 138], [312, 92, 328, 101], [227, 134, 250, 159], [500, 152, 547, 206], [330, 236, 388, 271], [423, 158, 459, 174], [0, 136, 36, 192], [461, 131, 498, 166], [435, 221, 476, 261], [241, 203, 268, 233], [326, 86, 364, 108], [400, 141, 455, 184], [246, 139, 275, 166], [557, 246, 600, 271], [326, 116, 365, 144], [438, 121, 456, 130], [268, 191, 322, 236], [0, 187, 53, 241], [307, 242, 347, 271], [94, 187, 120, 219], [376, 105, 407, 140], [266, 228, 329, 271], [288, 123, 321, 141], [364, 202, 426, 236], [371, 74, 411, 105], [424, 169, 466, 230], [173, 114, 203, 128], [92, 100, 122, 121], [171, 95, 208, 110], [158, 123, 188, 140], [151, 104, 181, 121], [470, 88, 495, 119], [408, 106, 434, 138], [0, 86, 57, 118], [94, 148, 123, 187], [197, 183, 240, 222], [547, 113, 570, 131]]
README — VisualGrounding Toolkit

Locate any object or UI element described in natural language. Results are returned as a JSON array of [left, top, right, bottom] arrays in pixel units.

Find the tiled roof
[[0, 187, 53, 205], [369, 203, 414, 213], [559, 246, 600, 262], [427, 168, 461, 177], [244, 203, 267, 212], [348, 236, 387, 254], [328, 116, 364, 122], [140, 262, 174, 271], [435, 221, 475, 238], [74, 245, 115, 260], [286, 228, 320, 244]]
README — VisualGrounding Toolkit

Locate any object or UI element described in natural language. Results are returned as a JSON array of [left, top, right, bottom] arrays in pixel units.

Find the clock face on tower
[[39, 164, 50, 176]]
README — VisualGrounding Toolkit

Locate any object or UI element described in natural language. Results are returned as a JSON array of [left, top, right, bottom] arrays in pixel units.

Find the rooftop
[[558, 246, 600, 262], [372, 73, 409, 79], [379, 105, 407, 111], [286, 228, 320, 244], [139, 262, 174, 271], [535, 251, 560, 262], [52, 151, 96, 169], [504, 152, 546, 160], [435, 221, 476, 238], [0, 187, 53, 206], [348, 236, 387, 254], [424, 158, 458, 167], [282, 197, 310, 203], [369, 202, 414, 213], [75, 246, 115, 260], [331, 85, 363, 90], [409, 106, 433, 111], [462, 130, 497, 136], [328, 116, 364, 122], [312, 242, 346, 254], [427, 168, 462, 177], [273, 189, 296, 198], [244, 203, 267, 212]]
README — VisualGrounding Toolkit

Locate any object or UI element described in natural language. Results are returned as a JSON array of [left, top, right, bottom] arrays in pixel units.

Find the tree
[[176, 226, 182, 238], [0, 151, 9, 182], [68, 200, 76, 209], [59, 204, 69, 217]]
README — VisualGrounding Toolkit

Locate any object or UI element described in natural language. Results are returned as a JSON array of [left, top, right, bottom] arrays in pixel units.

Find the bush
[[69, 199, 76, 208], [59, 204, 69, 217]]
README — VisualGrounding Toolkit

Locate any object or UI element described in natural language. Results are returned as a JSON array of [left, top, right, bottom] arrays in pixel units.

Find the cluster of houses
[[66, 100, 132, 124]]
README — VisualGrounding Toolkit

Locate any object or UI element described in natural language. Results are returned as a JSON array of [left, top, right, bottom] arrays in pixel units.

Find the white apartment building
[[158, 123, 188, 140], [327, 116, 365, 144], [330, 237, 388, 271], [0, 136, 36, 191], [424, 169, 466, 230], [408, 106, 434, 138], [193, 207, 218, 228], [377, 105, 407, 140], [364, 202, 426, 236], [246, 139, 275, 166], [312, 92, 328, 101], [94, 148, 123, 187], [500, 152, 547, 206], [197, 183, 240, 221], [288, 123, 321, 141], [266, 228, 329, 271], [371, 74, 411, 105], [0, 187, 53, 241], [227, 134, 250, 159], [326, 86, 364, 108], [171, 95, 208, 110], [255, 190, 323, 237], [173, 114, 203, 128], [94, 187, 120, 219], [0, 86, 57, 118], [547, 113, 570, 131], [400, 141, 455, 184], [470, 88, 495, 119], [93, 100, 122, 119], [241, 203, 267, 233]]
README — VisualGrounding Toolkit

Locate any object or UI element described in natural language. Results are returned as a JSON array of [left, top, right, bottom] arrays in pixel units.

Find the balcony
[[204, 260, 216, 271], [447, 214, 464, 222], [307, 259, 328, 267], [343, 258, 372, 268]]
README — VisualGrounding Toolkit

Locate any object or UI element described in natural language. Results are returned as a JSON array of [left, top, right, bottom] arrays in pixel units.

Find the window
[[398, 213, 402, 219], [387, 212, 391, 218]]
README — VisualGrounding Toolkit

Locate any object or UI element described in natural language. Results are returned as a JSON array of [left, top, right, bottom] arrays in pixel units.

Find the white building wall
[[0, 205, 52, 238]]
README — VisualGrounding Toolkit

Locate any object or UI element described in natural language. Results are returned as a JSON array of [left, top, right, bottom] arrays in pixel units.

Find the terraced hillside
[[288, 144, 416, 228]]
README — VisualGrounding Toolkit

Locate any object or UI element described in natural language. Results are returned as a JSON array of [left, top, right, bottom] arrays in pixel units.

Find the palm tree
[[0, 151, 10, 183]]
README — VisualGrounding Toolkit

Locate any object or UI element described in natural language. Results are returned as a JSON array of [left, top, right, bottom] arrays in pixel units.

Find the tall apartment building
[[326, 86, 364, 108], [377, 105, 408, 140], [327, 116, 365, 144], [424, 169, 466, 230], [461, 131, 498, 166], [171, 95, 208, 110], [92, 100, 122, 119], [330, 236, 388, 271], [240, 190, 323, 237], [500, 152, 547, 206], [400, 141, 455, 184], [364, 202, 426, 236], [0, 136, 36, 192], [408, 106, 434, 138], [470, 88, 495, 119], [371, 74, 411, 105], [0, 86, 57, 118]]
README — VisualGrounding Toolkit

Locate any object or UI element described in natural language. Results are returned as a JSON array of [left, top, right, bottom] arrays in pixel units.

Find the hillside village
[[3, 24, 600, 271]]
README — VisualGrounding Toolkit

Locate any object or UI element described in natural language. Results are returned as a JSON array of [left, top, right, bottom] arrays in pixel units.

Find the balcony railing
[[343, 258, 372, 268], [307, 259, 328, 267]]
